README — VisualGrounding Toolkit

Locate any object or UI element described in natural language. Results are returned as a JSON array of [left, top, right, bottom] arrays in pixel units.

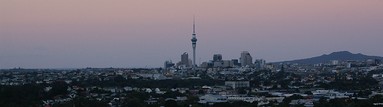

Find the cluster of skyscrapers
[[164, 50, 261, 69], [164, 19, 263, 70]]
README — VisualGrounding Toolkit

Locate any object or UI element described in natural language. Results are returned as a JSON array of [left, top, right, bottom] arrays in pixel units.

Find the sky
[[1, 0, 383, 68]]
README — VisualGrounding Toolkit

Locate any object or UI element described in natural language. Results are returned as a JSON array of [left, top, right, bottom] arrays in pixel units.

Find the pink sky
[[1, 0, 383, 68]]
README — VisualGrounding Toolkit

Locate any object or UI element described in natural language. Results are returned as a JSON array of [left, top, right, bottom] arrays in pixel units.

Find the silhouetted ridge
[[275, 51, 383, 64]]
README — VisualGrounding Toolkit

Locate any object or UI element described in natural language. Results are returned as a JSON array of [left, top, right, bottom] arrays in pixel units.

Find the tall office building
[[164, 60, 175, 69], [240, 51, 253, 67], [191, 18, 198, 70], [181, 52, 189, 67], [231, 59, 240, 67], [254, 59, 266, 69], [213, 54, 222, 62]]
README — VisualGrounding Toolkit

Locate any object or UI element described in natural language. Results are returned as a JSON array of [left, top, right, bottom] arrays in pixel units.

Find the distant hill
[[274, 51, 383, 64]]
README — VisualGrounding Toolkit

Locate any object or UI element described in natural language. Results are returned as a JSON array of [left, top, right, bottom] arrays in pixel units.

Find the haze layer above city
[[1, 0, 383, 68]]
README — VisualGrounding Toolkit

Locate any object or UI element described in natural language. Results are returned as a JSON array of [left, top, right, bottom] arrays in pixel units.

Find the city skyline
[[1, 0, 383, 68]]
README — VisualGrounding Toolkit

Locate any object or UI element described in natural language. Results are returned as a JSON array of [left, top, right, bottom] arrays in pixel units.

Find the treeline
[[0, 84, 43, 107]]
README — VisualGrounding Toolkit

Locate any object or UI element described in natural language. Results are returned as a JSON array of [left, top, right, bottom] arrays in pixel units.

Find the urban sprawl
[[1, 53, 383, 107]]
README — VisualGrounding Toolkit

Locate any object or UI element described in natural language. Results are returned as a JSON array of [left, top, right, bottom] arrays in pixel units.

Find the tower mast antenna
[[191, 16, 198, 71], [193, 15, 196, 34]]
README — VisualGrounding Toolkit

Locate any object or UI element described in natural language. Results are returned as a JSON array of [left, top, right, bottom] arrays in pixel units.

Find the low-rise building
[[198, 94, 228, 104], [225, 81, 250, 89]]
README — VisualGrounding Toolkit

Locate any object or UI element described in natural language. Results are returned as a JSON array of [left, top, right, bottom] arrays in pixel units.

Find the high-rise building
[[176, 52, 190, 68], [164, 60, 175, 69], [222, 60, 233, 68], [181, 52, 189, 67], [255, 59, 266, 69], [191, 17, 198, 70], [231, 59, 240, 67], [213, 54, 222, 62], [240, 51, 253, 67]]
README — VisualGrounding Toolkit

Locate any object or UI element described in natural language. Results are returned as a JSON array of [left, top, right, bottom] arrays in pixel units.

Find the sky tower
[[191, 17, 197, 71]]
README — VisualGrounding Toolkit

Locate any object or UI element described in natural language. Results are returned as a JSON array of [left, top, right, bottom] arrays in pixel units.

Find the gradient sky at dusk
[[1, 0, 383, 68]]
